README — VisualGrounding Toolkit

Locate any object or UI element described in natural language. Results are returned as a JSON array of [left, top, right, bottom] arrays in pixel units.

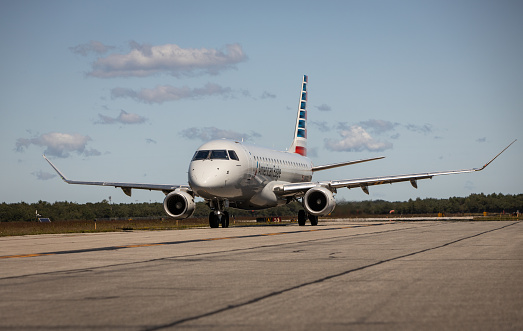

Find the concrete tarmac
[[1, 220, 522, 330]]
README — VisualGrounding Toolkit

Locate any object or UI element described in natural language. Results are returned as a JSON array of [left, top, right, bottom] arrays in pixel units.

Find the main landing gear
[[209, 211, 230, 228], [297, 210, 318, 226]]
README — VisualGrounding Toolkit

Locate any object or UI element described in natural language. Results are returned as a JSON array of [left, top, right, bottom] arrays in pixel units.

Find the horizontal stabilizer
[[312, 156, 385, 172]]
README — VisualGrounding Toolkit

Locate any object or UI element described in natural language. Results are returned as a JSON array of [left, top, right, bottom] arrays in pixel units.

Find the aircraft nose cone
[[188, 164, 205, 189], [188, 162, 226, 198]]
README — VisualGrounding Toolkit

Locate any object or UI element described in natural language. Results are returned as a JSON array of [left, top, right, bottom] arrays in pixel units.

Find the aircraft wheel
[[309, 214, 318, 226], [209, 212, 219, 228], [221, 211, 230, 228], [298, 210, 306, 226]]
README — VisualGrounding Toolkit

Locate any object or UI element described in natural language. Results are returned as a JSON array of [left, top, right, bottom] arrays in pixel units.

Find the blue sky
[[1, 0, 522, 204]]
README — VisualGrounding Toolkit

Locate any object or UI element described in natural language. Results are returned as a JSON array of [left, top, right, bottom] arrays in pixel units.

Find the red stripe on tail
[[295, 146, 307, 156]]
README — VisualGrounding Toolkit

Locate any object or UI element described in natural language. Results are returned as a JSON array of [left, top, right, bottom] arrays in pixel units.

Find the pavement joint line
[[0, 223, 386, 260], [0, 223, 441, 281], [144, 221, 520, 331]]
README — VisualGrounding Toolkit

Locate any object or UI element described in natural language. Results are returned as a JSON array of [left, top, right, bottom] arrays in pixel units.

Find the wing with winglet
[[43, 155, 189, 197], [277, 139, 517, 196]]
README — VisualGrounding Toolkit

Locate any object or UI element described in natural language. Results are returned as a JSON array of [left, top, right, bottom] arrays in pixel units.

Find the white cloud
[[310, 121, 332, 132], [89, 43, 247, 78], [111, 83, 233, 104], [313, 118, 437, 153], [261, 91, 276, 99], [405, 123, 433, 134], [146, 138, 157, 144], [95, 110, 146, 124], [315, 104, 332, 111], [32, 170, 56, 181], [359, 119, 399, 134], [325, 125, 393, 152], [180, 127, 261, 142], [69, 40, 115, 56], [15, 132, 100, 158]]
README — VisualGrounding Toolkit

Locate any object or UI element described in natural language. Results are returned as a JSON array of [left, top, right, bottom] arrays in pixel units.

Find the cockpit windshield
[[193, 150, 210, 160], [210, 150, 229, 159], [192, 149, 240, 161], [228, 150, 239, 161]]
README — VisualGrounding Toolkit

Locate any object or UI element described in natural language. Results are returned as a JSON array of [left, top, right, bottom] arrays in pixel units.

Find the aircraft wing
[[277, 139, 516, 196], [43, 155, 189, 197]]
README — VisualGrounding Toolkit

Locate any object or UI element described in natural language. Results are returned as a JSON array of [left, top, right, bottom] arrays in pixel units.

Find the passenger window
[[193, 150, 210, 160], [228, 150, 239, 161], [210, 150, 229, 160]]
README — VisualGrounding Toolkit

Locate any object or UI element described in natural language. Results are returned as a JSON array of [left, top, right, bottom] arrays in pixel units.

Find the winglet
[[43, 155, 70, 183], [477, 139, 517, 171]]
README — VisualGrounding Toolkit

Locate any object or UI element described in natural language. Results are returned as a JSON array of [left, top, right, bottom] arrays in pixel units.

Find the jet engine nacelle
[[163, 190, 196, 219], [303, 186, 336, 216]]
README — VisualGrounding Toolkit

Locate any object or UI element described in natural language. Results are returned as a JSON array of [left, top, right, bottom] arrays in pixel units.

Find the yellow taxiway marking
[[1, 253, 54, 259], [0, 223, 388, 259]]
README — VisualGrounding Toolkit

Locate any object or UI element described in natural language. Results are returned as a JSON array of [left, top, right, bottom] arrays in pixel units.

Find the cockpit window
[[210, 150, 229, 160], [228, 150, 239, 161], [193, 149, 238, 161], [193, 150, 210, 160]]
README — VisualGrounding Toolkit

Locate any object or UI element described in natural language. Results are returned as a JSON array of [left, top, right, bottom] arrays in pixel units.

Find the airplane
[[44, 75, 516, 228]]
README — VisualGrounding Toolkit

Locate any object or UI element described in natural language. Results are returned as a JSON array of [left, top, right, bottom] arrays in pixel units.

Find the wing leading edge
[[43, 155, 189, 197], [278, 139, 517, 196]]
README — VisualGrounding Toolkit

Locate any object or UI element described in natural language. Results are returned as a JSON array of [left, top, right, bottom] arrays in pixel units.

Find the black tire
[[298, 210, 306, 226], [309, 214, 318, 226], [221, 211, 230, 228], [209, 212, 219, 228]]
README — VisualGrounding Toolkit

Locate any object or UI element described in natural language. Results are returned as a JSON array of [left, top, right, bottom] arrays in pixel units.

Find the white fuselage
[[188, 139, 313, 209]]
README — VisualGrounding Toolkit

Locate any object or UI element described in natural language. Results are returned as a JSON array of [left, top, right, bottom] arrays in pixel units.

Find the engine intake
[[163, 190, 195, 219], [303, 186, 336, 216]]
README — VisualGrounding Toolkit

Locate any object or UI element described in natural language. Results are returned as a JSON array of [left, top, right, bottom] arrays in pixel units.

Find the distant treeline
[[0, 193, 521, 222]]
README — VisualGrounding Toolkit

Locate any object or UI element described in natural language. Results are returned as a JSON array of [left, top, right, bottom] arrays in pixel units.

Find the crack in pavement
[[144, 222, 519, 330]]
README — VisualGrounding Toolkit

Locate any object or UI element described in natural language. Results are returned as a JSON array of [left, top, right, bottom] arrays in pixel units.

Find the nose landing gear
[[207, 199, 230, 228], [208, 209, 230, 228]]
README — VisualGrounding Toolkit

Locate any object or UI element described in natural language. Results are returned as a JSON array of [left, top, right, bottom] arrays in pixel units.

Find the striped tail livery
[[289, 75, 308, 156]]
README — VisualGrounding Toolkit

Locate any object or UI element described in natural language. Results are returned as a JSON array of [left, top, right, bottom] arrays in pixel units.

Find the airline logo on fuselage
[[256, 164, 282, 180]]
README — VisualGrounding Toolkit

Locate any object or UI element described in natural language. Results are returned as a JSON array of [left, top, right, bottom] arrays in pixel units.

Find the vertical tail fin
[[289, 75, 308, 156]]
